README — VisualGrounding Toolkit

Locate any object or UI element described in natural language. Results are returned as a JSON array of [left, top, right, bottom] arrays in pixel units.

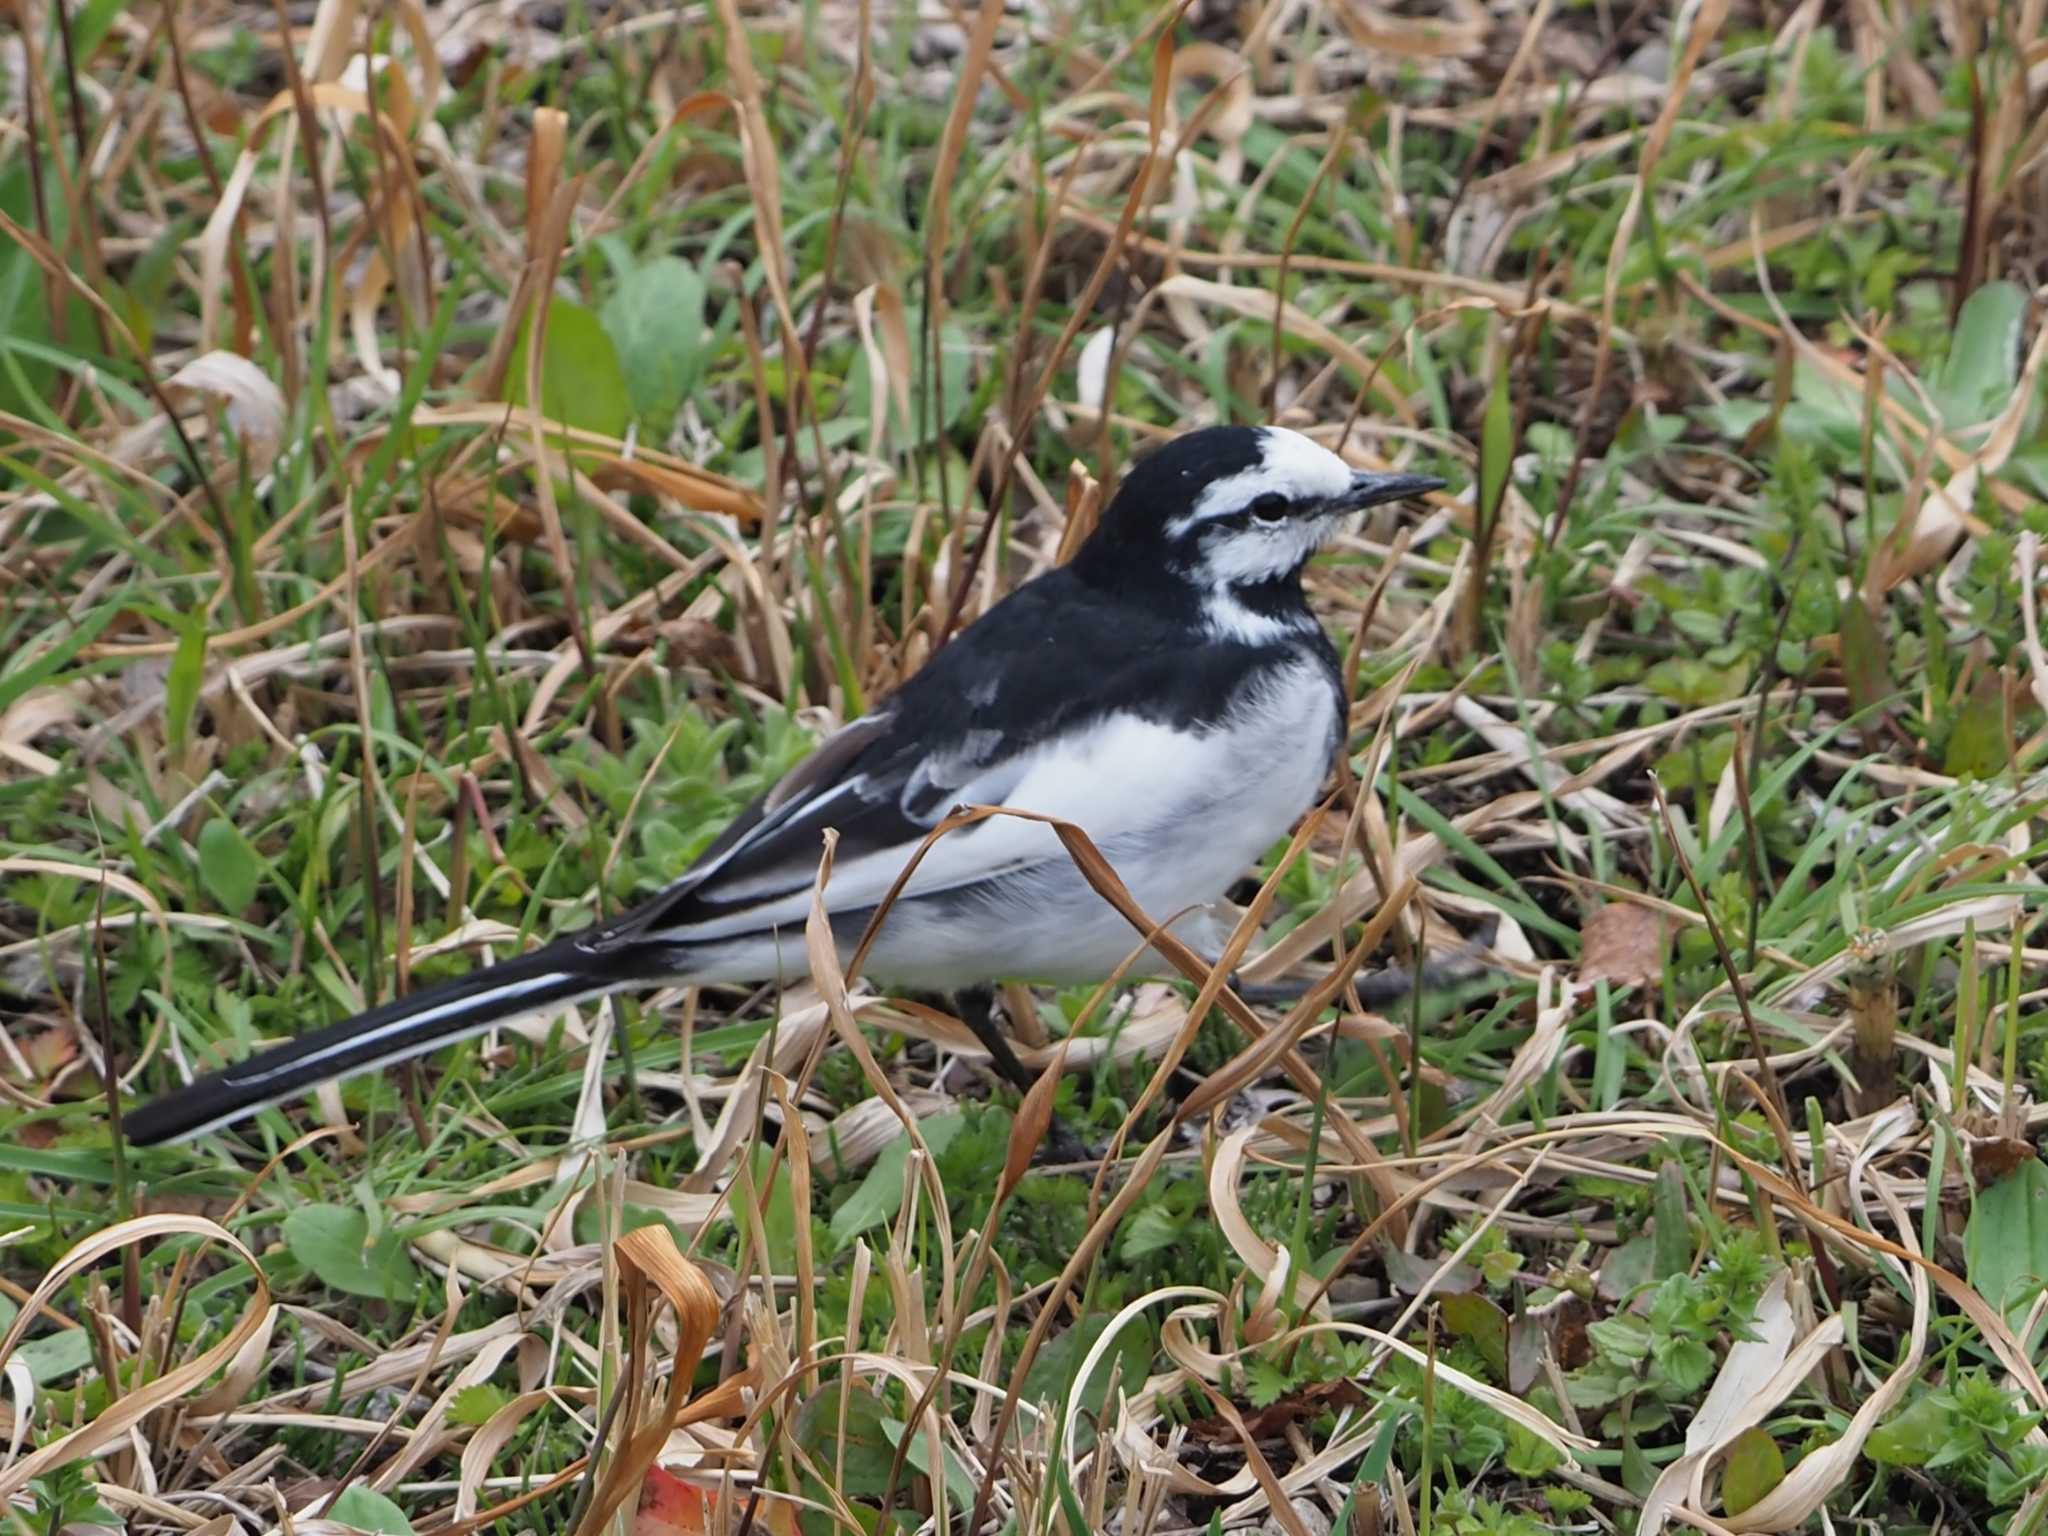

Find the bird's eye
[[1249, 492, 1289, 524]]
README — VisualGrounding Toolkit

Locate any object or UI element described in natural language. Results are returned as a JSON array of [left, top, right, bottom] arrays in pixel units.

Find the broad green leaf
[[0, 165, 95, 420], [790, 1388, 897, 1498], [1781, 361, 1865, 462], [735, 1142, 799, 1274], [1644, 657, 1748, 708], [281, 1204, 418, 1300], [1721, 1426, 1784, 1514], [1942, 675, 2006, 779], [1598, 1235, 1656, 1307], [1585, 1313, 1652, 1364], [16, 1329, 93, 1385], [830, 1112, 965, 1250], [1652, 1335, 1714, 1396], [71, 0, 130, 63], [1867, 1391, 1952, 1466], [1620, 1432, 1656, 1496], [882, 1415, 978, 1509], [197, 817, 257, 914], [507, 299, 631, 439], [1440, 1292, 1509, 1381], [1118, 1206, 1181, 1262], [325, 1486, 415, 1534], [1964, 1153, 2048, 1320], [1932, 279, 2027, 431], [600, 257, 706, 429], [448, 1384, 513, 1426], [1023, 1312, 1154, 1420], [1694, 399, 1771, 440], [843, 306, 973, 449]]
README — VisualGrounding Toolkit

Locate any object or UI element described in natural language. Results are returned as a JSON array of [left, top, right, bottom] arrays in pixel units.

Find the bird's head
[[1077, 426, 1442, 600]]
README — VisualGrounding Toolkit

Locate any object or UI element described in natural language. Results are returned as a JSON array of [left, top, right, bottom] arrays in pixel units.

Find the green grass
[[4, 0, 2048, 1532]]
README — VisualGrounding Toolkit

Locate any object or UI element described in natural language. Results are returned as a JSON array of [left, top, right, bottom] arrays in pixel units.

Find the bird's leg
[[1212, 920, 1498, 1009], [949, 985, 1093, 1167], [951, 983, 1036, 1090], [1224, 970, 1315, 1007]]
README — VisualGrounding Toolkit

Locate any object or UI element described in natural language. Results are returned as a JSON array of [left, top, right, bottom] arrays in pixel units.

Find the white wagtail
[[125, 425, 1442, 1145]]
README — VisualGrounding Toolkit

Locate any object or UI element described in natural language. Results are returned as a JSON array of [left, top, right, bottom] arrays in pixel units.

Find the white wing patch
[[900, 726, 1007, 811], [675, 710, 1250, 941]]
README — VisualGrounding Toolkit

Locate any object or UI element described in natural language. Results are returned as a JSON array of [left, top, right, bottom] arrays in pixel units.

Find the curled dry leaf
[[852, 282, 914, 449], [1721, 1183, 1930, 1530], [574, 1225, 730, 1536], [1168, 43, 1254, 145], [2017, 532, 2048, 719], [165, 351, 288, 476], [1869, 309, 2048, 595], [1153, 275, 1420, 426], [0, 687, 80, 776], [1333, 0, 1490, 58], [0, 1214, 274, 1504], [1870, 466, 1972, 593], [1636, 1269, 1804, 1533], [1578, 902, 1666, 987], [1211, 1126, 1331, 1316], [1075, 325, 1114, 411], [409, 403, 765, 521], [1001, 1039, 1070, 1197]]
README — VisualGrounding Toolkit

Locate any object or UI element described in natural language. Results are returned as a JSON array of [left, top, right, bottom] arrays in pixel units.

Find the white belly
[[858, 656, 1340, 987]]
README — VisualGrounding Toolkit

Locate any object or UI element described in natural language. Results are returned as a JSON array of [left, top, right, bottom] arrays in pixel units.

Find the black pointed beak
[[1334, 469, 1446, 511]]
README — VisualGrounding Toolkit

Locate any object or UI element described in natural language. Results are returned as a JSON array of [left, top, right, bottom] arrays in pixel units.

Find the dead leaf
[[1380, 1243, 1481, 1296], [1001, 1040, 1069, 1197], [16, 1027, 77, 1084], [1872, 467, 1971, 592], [647, 618, 743, 673], [1967, 1134, 2037, 1188], [634, 1466, 713, 1536], [1185, 1380, 1367, 1445], [164, 352, 287, 475], [1578, 902, 1666, 987]]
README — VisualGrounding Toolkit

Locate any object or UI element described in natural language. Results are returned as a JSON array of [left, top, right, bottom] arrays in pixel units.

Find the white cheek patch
[[1164, 426, 1353, 539], [1199, 518, 1328, 586]]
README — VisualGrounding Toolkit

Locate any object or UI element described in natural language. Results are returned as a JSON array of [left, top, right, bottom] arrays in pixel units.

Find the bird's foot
[[1212, 919, 1498, 1009], [943, 986, 1099, 1168]]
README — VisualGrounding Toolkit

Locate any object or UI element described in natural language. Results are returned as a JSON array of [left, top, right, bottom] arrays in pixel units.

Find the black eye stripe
[[1198, 491, 1293, 537]]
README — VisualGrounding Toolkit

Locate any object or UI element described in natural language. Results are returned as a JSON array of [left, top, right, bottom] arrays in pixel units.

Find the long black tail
[[124, 940, 632, 1146]]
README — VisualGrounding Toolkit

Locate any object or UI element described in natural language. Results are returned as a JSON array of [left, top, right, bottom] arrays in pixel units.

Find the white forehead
[[1169, 427, 1353, 537]]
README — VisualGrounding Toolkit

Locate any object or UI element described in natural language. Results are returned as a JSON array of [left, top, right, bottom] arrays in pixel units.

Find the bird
[[124, 425, 1443, 1146]]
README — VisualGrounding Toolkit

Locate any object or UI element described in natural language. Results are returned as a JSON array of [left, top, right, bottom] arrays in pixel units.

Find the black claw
[[943, 987, 1094, 1167], [1034, 1122, 1097, 1168]]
